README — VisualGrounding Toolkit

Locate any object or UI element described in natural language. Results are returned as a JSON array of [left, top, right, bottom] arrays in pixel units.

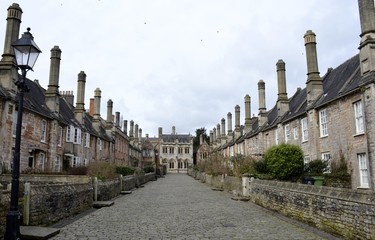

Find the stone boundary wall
[[188, 170, 375, 239], [188, 170, 243, 196], [248, 179, 375, 240], [0, 173, 156, 237]]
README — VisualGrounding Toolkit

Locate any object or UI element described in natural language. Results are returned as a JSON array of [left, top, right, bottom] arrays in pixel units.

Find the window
[[322, 152, 331, 173], [169, 147, 174, 154], [358, 153, 369, 188], [185, 148, 190, 154], [275, 129, 279, 145], [41, 120, 47, 142], [163, 147, 168, 154], [178, 147, 183, 154], [304, 156, 311, 167], [301, 117, 308, 142], [66, 125, 74, 142], [83, 132, 90, 148], [293, 127, 298, 140], [83, 158, 88, 166], [319, 109, 328, 137], [169, 161, 174, 169], [285, 124, 291, 142], [39, 153, 45, 171], [97, 139, 102, 151], [54, 156, 61, 172], [74, 128, 81, 144], [57, 126, 62, 146], [73, 156, 81, 167], [354, 101, 364, 134]]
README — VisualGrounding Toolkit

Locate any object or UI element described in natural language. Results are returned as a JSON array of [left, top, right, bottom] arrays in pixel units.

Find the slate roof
[[162, 134, 191, 143]]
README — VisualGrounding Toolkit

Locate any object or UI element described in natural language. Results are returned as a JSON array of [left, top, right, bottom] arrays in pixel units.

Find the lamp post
[[4, 28, 41, 240]]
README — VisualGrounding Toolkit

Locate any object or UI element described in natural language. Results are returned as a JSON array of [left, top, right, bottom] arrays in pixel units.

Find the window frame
[[354, 101, 364, 134], [321, 152, 331, 173], [358, 153, 369, 188], [319, 109, 328, 137], [284, 124, 291, 142], [301, 117, 308, 142], [57, 126, 63, 146], [41, 120, 47, 143]]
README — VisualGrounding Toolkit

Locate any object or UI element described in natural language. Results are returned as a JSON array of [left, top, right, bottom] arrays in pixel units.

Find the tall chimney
[[276, 60, 289, 117], [135, 124, 139, 141], [139, 128, 142, 140], [221, 118, 226, 138], [244, 94, 251, 130], [216, 123, 221, 143], [115, 112, 120, 127], [106, 99, 113, 129], [75, 71, 86, 123], [304, 30, 323, 106], [172, 126, 176, 135], [93, 88, 101, 121], [89, 98, 94, 116], [234, 105, 241, 138], [227, 112, 233, 136], [0, 4, 22, 90], [213, 127, 217, 144], [45, 46, 62, 114], [358, 0, 375, 78], [158, 127, 163, 138], [258, 80, 267, 126], [123, 120, 128, 134], [129, 120, 134, 138], [209, 130, 213, 145]]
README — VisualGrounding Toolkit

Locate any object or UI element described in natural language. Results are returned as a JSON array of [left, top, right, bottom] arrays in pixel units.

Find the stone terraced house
[[0, 3, 139, 173], [208, 0, 375, 191]]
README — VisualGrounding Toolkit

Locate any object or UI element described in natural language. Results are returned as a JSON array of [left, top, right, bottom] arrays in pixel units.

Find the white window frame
[[54, 155, 61, 172], [322, 152, 331, 173], [284, 124, 291, 142], [354, 101, 364, 134], [275, 129, 279, 145], [98, 138, 103, 151], [293, 127, 298, 140], [73, 128, 82, 144], [12, 110, 18, 137], [301, 117, 308, 142], [57, 126, 62, 146], [41, 120, 47, 142], [66, 125, 74, 142], [358, 153, 369, 188], [83, 132, 90, 148], [304, 156, 311, 167], [319, 109, 328, 137], [39, 153, 45, 171]]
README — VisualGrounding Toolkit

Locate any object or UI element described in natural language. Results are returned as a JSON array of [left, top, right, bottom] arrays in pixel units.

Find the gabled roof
[[23, 78, 54, 119]]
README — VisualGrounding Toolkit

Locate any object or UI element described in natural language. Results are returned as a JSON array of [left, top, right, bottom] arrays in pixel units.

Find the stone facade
[[206, 1, 375, 191]]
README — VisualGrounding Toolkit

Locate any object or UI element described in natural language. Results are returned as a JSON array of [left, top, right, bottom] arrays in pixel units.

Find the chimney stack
[[129, 120, 134, 138], [93, 88, 101, 121], [135, 124, 139, 142], [123, 120, 128, 134], [209, 130, 213, 145], [0, 4, 22, 90], [216, 123, 221, 144], [227, 112, 233, 136], [115, 112, 120, 127], [258, 80, 267, 126], [304, 30, 323, 106], [244, 94, 251, 130], [106, 99, 113, 129], [234, 105, 241, 139], [139, 128, 142, 140], [358, 0, 375, 77], [158, 127, 163, 138], [75, 71, 86, 123], [213, 128, 217, 144], [45, 46, 62, 114], [221, 118, 226, 141], [276, 60, 289, 117], [172, 126, 176, 135]]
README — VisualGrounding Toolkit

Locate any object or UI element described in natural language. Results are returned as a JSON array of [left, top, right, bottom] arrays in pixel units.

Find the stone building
[[208, 0, 375, 191], [157, 126, 193, 173], [0, 3, 133, 173]]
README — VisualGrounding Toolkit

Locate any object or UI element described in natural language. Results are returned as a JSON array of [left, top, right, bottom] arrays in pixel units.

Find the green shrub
[[304, 159, 328, 176], [143, 165, 155, 173], [264, 143, 304, 181], [115, 166, 135, 176], [252, 158, 268, 174]]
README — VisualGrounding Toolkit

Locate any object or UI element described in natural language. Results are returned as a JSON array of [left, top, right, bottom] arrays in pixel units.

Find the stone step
[[93, 201, 114, 208], [21, 226, 60, 240], [231, 196, 250, 202], [120, 190, 132, 195]]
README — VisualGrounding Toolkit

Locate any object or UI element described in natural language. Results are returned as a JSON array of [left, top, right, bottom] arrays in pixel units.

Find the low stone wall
[[188, 170, 243, 196], [247, 179, 375, 239], [29, 183, 93, 226], [0, 189, 10, 238]]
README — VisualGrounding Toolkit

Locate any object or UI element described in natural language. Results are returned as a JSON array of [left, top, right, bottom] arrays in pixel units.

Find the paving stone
[[50, 174, 340, 240]]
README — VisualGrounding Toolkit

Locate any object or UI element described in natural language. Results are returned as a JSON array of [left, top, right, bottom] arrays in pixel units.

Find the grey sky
[[0, 1, 361, 137]]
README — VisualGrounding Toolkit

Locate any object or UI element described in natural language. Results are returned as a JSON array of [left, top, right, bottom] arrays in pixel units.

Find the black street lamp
[[4, 28, 41, 240]]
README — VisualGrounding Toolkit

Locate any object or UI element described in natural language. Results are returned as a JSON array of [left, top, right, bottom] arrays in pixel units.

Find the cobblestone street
[[50, 174, 339, 240]]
